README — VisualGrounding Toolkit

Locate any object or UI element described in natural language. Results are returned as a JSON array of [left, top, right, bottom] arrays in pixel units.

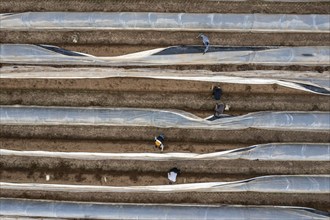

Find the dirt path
[[2, 31, 329, 48], [1, 75, 328, 115], [0, 138, 247, 153], [1, 0, 329, 14], [1, 89, 328, 114], [0, 169, 257, 186], [0, 76, 312, 94], [1, 156, 328, 196], [1, 156, 328, 175], [2, 63, 328, 72], [2, 125, 330, 144]]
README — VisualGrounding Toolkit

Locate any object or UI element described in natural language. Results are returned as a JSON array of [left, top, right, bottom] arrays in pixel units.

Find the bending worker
[[197, 33, 210, 54], [168, 167, 181, 184], [154, 134, 165, 151]]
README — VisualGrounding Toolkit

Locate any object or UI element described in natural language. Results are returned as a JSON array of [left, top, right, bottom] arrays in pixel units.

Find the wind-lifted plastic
[[1, 198, 329, 220], [1, 12, 329, 32], [0, 175, 329, 193], [1, 143, 329, 161], [0, 44, 329, 66], [0, 106, 329, 131]]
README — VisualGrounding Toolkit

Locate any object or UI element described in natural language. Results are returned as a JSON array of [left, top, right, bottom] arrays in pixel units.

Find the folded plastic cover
[[1, 44, 329, 66], [1, 66, 329, 95], [1, 143, 329, 161], [1, 12, 329, 32], [1, 175, 329, 193], [1, 106, 329, 131], [1, 198, 329, 220]]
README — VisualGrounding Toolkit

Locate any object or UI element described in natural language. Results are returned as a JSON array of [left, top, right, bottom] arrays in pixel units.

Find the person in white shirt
[[168, 167, 181, 184], [197, 33, 210, 54]]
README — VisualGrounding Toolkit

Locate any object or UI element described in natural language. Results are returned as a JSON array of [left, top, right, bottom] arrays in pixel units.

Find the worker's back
[[154, 134, 165, 151]]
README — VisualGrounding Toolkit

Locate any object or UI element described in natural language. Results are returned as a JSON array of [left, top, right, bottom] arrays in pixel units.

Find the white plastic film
[[1, 12, 329, 33], [1, 198, 329, 220], [0, 106, 329, 131], [0, 175, 329, 193], [1, 143, 329, 161], [254, 0, 330, 1], [1, 66, 329, 95], [1, 44, 329, 67]]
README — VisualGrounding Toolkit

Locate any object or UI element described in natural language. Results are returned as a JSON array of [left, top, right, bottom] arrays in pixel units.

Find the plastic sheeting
[[1, 12, 329, 33], [1, 218, 62, 220], [210, 0, 330, 1], [1, 175, 329, 193], [1, 199, 329, 220], [1, 66, 329, 95], [1, 44, 329, 67], [1, 143, 329, 161], [1, 106, 329, 131], [260, 0, 329, 1]]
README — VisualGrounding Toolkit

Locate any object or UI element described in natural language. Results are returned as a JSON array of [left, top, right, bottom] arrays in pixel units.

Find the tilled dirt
[[3, 63, 329, 72], [2, 190, 329, 212], [0, 76, 314, 94], [0, 169, 257, 186], [2, 125, 329, 144], [1, 154, 329, 210], [1, 156, 329, 175], [1, 0, 329, 14], [1, 89, 328, 114], [0, 138, 246, 153], [3, 63, 329, 73], [2, 31, 329, 47], [1, 75, 328, 115]]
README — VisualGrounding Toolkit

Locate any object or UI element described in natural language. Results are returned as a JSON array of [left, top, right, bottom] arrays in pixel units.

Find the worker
[[206, 103, 232, 121], [214, 103, 225, 117], [168, 167, 181, 184], [197, 33, 210, 54], [154, 134, 165, 151], [213, 86, 222, 100]]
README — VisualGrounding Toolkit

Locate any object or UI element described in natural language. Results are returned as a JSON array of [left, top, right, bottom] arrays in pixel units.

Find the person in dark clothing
[[206, 103, 232, 121], [213, 86, 222, 100], [214, 103, 225, 117]]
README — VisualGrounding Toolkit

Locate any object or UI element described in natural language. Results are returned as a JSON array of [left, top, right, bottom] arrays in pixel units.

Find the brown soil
[[1, 31, 329, 48], [3, 63, 328, 73], [1, 89, 328, 114], [1, 125, 329, 144], [1, 156, 328, 175], [0, 169, 255, 186], [1, 0, 329, 14], [0, 76, 314, 94], [1, 75, 328, 115], [0, 138, 246, 153]]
